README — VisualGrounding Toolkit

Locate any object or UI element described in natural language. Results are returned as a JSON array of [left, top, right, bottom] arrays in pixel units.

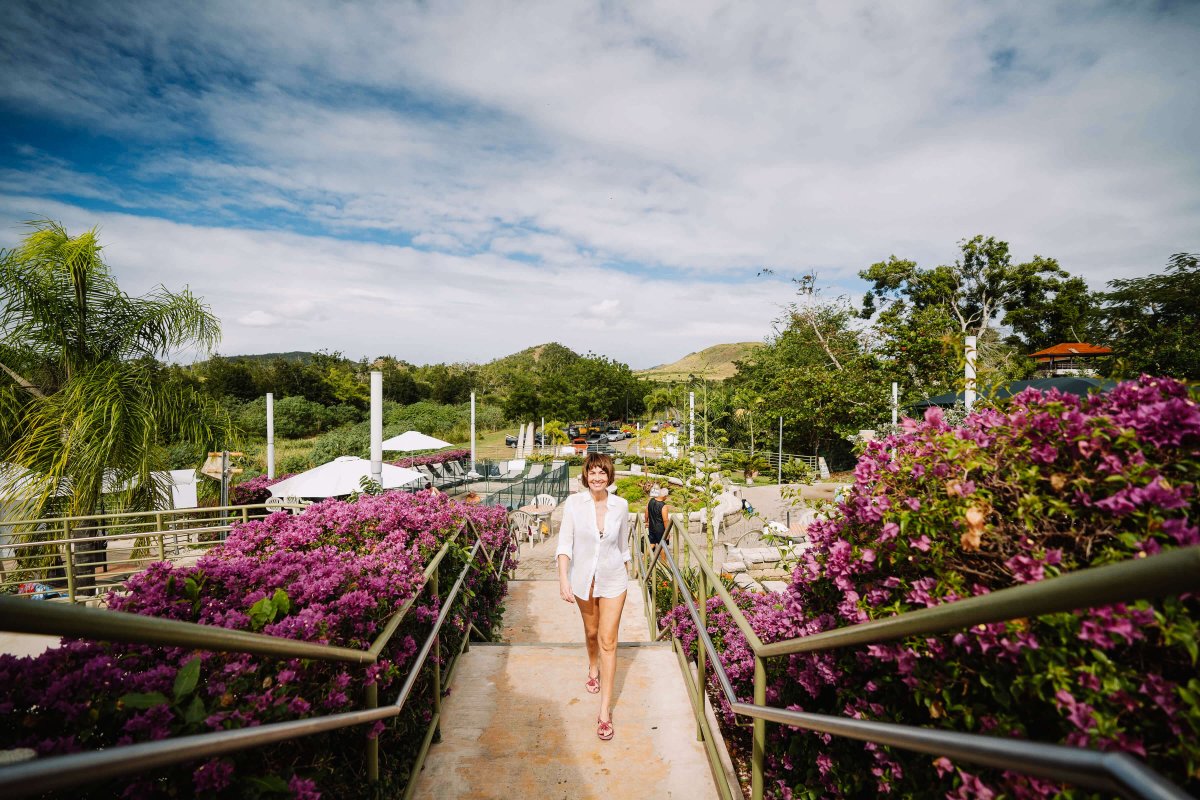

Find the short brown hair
[[582, 452, 615, 484]]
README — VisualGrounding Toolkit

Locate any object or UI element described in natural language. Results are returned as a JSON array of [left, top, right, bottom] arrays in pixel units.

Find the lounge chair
[[496, 459, 526, 482], [428, 463, 463, 488], [525, 463, 544, 480]]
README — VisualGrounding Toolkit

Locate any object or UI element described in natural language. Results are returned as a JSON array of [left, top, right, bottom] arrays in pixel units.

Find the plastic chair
[[508, 510, 537, 549]]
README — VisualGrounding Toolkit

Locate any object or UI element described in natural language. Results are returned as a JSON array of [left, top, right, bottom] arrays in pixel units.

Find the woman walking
[[555, 452, 631, 740]]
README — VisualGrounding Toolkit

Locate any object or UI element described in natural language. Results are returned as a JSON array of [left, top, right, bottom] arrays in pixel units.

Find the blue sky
[[1, 0, 1197, 368]]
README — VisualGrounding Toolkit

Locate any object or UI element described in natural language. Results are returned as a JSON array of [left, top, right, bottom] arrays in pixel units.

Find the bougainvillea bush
[[667, 376, 1200, 798], [0, 490, 511, 798]]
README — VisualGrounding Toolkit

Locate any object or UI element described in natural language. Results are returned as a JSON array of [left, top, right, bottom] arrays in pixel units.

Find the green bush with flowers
[[666, 376, 1200, 798], [0, 491, 512, 798]]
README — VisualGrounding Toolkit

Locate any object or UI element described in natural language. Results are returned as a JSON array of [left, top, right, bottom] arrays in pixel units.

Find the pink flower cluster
[[667, 376, 1200, 798], [0, 489, 511, 798]]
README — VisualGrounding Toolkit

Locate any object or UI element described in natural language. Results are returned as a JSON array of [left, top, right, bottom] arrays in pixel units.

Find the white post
[[636, 422, 641, 458], [370, 371, 382, 487], [891, 382, 899, 427], [541, 416, 545, 454], [965, 335, 978, 411], [266, 392, 275, 480], [777, 416, 783, 485], [469, 392, 478, 476], [689, 392, 695, 449]]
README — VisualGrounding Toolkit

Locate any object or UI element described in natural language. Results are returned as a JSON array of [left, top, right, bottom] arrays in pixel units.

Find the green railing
[[629, 513, 1198, 800], [0, 512, 518, 798], [0, 503, 295, 602], [480, 461, 571, 509]]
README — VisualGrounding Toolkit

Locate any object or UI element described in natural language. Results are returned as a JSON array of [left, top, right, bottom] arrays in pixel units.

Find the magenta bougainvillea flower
[[667, 376, 1200, 798], [0, 489, 511, 797]]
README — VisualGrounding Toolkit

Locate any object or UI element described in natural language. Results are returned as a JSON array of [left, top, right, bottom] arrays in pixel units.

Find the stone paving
[[410, 530, 720, 799]]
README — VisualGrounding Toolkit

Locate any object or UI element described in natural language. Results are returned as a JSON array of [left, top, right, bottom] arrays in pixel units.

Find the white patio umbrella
[[381, 430, 454, 467], [267, 456, 424, 499]]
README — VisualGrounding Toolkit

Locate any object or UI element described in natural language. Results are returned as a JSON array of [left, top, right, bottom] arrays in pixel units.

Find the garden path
[[409, 532, 721, 799]]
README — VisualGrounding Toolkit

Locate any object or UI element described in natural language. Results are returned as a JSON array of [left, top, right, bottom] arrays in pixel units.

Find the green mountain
[[637, 342, 763, 382]]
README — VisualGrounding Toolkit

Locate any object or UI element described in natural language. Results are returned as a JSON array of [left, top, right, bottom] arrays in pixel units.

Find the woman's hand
[[559, 578, 575, 604]]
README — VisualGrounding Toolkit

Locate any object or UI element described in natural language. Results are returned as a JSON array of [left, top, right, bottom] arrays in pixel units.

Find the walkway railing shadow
[[629, 512, 1198, 800]]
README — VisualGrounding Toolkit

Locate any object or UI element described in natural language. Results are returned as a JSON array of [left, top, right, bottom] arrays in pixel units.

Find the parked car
[[585, 431, 608, 445], [505, 434, 518, 447], [606, 428, 624, 441], [650, 423, 660, 433]]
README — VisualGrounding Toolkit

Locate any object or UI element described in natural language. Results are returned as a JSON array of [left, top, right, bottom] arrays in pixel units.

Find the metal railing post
[[696, 563, 708, 742], [752, 655, 766, 800], [365, 682, 379, 782], [432, 568, 442, 718], [63, 539, 77, 605], [156, 534, 166, 562]]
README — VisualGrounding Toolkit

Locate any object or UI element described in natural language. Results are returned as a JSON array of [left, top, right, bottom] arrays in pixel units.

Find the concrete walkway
[[410, 534, 720, 799]]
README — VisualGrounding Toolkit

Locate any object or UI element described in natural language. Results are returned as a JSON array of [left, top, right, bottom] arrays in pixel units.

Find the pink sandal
[[597, 713, 614, 740], [585, 672, 600, 694]]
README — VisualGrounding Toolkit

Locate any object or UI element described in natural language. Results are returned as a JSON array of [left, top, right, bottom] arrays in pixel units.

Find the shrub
[[228, 473, 296, 505], [667, 377, 1200, 798], [0, 491, 512, 797]]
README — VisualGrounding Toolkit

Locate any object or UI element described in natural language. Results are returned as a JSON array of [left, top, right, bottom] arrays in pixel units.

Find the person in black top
[[646, 485, 671, 565]]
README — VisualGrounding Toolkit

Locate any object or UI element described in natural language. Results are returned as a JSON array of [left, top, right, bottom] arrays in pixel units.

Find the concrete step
[[411, 577, 720, 799]]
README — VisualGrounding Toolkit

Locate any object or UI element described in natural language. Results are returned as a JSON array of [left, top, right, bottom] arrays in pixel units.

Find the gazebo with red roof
[[1028, 342, 1112, 376]]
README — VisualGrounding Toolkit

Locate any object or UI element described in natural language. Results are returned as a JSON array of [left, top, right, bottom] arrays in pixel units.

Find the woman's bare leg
[[577, 582, 600, 681], [596, 589, 627, 722]]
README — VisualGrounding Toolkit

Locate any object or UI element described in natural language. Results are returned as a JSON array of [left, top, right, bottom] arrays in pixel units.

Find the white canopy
[[267, 456, 425, 499], [381, 431, 453, 453]]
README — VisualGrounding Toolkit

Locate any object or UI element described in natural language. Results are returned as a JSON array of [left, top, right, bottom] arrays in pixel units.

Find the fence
[[0, 514, 517, 797], [0, 503, 300, 604], [479, 461, 571, 509], [628, 514, 1198, 800]]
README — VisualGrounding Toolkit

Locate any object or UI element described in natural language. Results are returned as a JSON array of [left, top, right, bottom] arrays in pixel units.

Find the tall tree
[[0, 220, 232, 583], [1098, 252, 1200, 379], [861, 236, 1074, 340]]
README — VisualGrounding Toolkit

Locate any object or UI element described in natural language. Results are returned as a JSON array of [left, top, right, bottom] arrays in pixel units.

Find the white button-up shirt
[[555, 489, 632, 600]]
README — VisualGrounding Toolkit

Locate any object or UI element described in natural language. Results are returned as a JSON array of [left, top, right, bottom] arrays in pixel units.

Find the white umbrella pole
[[892, 382, 899, 426], [470, 392, 477, 475], [370, 371, 382, 486], [266, 392, 275, 480]]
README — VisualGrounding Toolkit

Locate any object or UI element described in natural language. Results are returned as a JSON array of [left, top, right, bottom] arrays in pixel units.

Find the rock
[[762, 581, 790, 594], [721, 561, 746, 573], [733, 573, 762, 592]]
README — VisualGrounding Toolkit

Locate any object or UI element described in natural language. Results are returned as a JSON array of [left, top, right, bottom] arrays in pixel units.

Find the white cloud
[[0, 0, 1197, 365]]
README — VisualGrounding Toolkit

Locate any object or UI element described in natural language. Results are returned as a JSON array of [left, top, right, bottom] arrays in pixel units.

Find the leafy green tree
[[732, 285, 887, 458], [1001, 266, 1098, 351], [1098, 252, 1200, 379], [196, 355, 260, 401], [861, 236, 1074, 341], [0, 220, 232, 588]]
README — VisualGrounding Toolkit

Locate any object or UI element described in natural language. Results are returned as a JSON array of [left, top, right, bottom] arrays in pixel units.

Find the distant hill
[[224, 351, 316, 364], [476, 342, 581, 391], [637, 342, 763, 382]]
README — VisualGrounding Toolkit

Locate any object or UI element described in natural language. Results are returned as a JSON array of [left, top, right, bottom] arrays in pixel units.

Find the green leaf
[[271, 588, 291, 616], [246, 774, 290, 793], [173, 656, 201, 701], [248, 595, 277, 630], [120, 691, 169, 709], [182, 695, 206, 725]]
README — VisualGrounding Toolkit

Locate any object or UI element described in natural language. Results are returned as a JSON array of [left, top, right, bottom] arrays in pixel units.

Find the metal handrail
[[0, 517, 507, 798], [637, 512, 1197, 800]]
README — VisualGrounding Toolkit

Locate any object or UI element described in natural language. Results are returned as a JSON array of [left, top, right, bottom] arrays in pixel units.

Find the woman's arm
[[555, 500, 576, 603]]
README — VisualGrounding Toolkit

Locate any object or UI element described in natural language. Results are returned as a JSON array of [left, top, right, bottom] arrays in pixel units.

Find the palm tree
[[0, 219, 233, 590]]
